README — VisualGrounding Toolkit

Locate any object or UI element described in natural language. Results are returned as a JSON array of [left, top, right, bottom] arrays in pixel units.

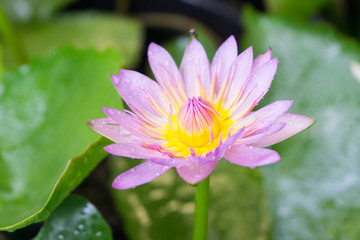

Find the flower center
[[176, 97, 221, 147]]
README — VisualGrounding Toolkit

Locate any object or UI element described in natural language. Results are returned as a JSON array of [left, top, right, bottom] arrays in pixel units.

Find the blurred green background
[[0, 0, 359, 239]]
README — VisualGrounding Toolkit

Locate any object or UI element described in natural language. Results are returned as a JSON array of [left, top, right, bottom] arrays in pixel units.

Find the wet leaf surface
[[243, 7, 360, 240], [0, 47, 122, 231], [33, 195, 112, 240]]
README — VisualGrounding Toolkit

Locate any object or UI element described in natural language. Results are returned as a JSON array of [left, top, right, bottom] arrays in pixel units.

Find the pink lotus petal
[[237, 122, 285, 145], [176, 160, 218, 184], [87, 118, 137, 143], [148, 43, 186, 105], [112, 70, 168, 123], [224, 145, 280, 168], [231, 58, 278, 116], [254, 113, 315, 147], [180, 38, 211, 97], [112, 161, 171, 189], [104, 143, 168, 159], [210, 36, 238, 92], [150, 157, 189, 167], [252, 48, 271, 72], [224, 46, 253, 105], [244, 58, 278, 103], [236, 100, 293, 132], [148, 43, 182, 81], [102, 107, 158, 142]]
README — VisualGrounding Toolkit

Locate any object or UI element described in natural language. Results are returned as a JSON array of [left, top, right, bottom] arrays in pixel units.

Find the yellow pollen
[[162, 97, 233, 158], [176, 97, 220, 147]]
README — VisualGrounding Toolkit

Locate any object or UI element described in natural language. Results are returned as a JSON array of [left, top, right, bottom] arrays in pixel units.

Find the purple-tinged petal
[[225, 46, 253, 103], [236, 122, 285, 145], [235, 100, 293, 132], [252, 48, 271, 72], [195, 128, 245, 165], [148, 43, 181, 81], [150, 157, 189, 167], [215, 47, 253, 107], [230, 58, 278, 117], [112, 161, 171, 189], [180, 38, 211, 98], [253, 113, 316, 147], [148, 43, 187, 105], [244, 58, 278, 103], [112, 70, 168, 123], [102, 107, 160, 142], [104, 143, 168, 159], [176, 160, 218, 184], [210, 36, 238, 93], [224, 145, 280, 168], [87, 118, 137, 143]]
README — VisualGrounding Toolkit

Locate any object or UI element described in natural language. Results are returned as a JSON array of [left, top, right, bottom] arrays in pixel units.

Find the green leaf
[[243, 8, 360, 239], [5, 12, 143, 68], [109, 28, 271, 240], [0, 0, 77, 23], [264, 0, 330, 19], [0, 47, 122, 231], [33, 195, 112, 240]]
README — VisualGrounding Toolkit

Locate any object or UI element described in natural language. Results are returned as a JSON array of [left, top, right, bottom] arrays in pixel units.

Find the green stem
[[193, 176, 210, 240], [0, 5, 27, 64]]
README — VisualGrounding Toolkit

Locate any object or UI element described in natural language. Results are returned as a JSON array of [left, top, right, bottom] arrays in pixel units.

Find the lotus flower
[[88, 36, 314, 189]]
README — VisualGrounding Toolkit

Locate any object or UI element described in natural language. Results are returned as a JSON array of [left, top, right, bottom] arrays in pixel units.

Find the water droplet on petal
[[113, 77, 119, 85], [155, 172, 160, 177], [130, 169, 135, 173], [164, 60, 170, 66]]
